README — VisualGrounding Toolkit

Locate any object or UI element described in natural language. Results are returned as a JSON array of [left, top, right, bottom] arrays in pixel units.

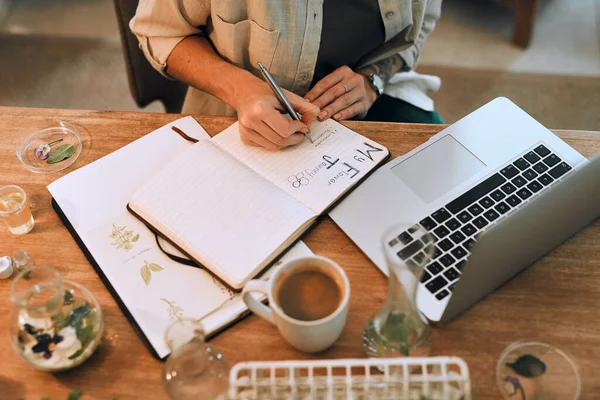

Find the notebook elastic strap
[[154, 233, 198, 267]]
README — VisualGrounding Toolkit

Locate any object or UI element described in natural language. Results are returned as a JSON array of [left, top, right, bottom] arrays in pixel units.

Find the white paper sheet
[[47, 117, 313, 358]]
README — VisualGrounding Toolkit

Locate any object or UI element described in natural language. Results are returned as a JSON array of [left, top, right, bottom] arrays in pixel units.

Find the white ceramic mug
[[242, 256, 350, 353]]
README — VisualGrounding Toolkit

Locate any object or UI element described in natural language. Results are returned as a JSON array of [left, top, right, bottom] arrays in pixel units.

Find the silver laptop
[[330, 97, 600, 323]]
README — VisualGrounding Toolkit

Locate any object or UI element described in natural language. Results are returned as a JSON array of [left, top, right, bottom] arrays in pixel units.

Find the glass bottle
[[363, 223, 435, 359], [163, 319, 229, 400], [12, 249, 34, 275], [9, 265, 103, 371]]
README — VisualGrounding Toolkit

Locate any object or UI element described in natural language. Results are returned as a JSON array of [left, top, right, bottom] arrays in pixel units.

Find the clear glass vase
[[9, 265, 103, 371], [363, 223, 435, 359], [163, 319, 229, 400]]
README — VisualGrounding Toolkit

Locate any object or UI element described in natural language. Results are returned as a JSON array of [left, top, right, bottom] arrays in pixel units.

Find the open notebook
[[128, 119, 390, 290], [47, 117, 314, 359]]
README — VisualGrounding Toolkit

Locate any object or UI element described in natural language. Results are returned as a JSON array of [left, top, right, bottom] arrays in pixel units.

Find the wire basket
[[224, 357, 471, 399]]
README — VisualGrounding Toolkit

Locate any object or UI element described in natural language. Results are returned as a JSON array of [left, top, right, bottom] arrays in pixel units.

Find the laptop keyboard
[[388, 144, 573, 301]]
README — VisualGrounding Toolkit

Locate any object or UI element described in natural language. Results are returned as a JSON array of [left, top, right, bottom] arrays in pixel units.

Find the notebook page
[[130, 140, 316, 289], [212, 120, 389, 214]]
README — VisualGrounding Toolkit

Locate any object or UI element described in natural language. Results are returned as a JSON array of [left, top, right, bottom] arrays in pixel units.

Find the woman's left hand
[[304, 65, 378, 121]]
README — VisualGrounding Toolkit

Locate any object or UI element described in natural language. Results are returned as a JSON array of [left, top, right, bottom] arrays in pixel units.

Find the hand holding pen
[[231, 64, 319, 150], [258, 63, 314, 143]]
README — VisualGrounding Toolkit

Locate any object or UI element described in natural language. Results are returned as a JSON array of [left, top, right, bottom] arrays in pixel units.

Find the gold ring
[[343, 84, 349, 93]]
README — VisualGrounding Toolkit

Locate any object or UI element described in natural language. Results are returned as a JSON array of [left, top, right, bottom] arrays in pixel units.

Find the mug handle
[[242, 280, 274, 324]]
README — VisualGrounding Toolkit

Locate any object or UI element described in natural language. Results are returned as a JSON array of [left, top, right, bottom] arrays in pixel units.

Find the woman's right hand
[[234, 79, 320, 150]]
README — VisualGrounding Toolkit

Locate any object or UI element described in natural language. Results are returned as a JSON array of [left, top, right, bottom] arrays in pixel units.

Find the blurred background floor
[[420, 0, 600, 131], [0, 0, 163, 113], [0, 0, 598, 130]]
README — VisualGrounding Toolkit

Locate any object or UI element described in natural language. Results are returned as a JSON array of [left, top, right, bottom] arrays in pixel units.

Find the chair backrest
[[113, 0, 188, 113]]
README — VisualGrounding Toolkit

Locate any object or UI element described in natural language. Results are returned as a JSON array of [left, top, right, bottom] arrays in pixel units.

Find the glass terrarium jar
[[9, 265, 103, 371]]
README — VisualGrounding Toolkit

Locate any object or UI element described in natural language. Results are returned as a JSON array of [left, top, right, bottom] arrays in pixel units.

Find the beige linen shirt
[[131, 0, 442, 115]]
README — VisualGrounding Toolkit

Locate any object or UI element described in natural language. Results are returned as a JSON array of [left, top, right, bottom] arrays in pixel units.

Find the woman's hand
[[234, 78, 320, 150], [304, 66, 378, 121]]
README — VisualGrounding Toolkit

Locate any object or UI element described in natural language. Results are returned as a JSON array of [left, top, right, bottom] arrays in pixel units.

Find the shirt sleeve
[[129, 0, 211, 78], [398, 0, 442, 70]]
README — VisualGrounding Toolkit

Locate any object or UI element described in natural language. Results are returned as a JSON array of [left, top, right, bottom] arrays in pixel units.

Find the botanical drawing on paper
[[140, 260, 163, 285], [160, 298, 184, 321], [108, 223, 139, 252]]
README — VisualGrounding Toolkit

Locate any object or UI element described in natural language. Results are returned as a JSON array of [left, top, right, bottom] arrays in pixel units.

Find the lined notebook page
[[213, 120, 389, 214], [130, 140, 316, 289]]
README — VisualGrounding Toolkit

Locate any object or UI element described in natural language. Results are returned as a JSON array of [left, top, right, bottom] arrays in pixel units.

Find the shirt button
[[300, 74, 307, 80], [385, 11, 395, 19]]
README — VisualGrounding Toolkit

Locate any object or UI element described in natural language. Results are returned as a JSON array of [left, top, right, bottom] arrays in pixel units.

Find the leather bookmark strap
[[172, 126, 199, 143]]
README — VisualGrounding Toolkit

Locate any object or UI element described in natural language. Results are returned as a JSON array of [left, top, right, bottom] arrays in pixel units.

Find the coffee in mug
[[242, 256, 350, 353], [275, 266, 342, 321]]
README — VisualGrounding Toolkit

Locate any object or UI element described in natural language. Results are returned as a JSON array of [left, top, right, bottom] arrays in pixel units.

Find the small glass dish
[[496, 340, 581, 399], [16, 122, 82, 174]]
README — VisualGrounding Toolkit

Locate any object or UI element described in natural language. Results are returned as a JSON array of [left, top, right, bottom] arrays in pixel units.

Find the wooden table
[[0, 107, 599, 399]]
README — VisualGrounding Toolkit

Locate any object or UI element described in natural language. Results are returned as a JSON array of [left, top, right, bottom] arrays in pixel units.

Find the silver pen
[[257, 62, 313, 143]]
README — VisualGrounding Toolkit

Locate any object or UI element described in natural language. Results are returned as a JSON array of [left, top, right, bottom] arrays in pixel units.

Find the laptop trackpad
[[391, 135, 486, 203]]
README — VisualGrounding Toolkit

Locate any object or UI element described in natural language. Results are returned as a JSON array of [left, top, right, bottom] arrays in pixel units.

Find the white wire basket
[[224, 357, 471, 399]]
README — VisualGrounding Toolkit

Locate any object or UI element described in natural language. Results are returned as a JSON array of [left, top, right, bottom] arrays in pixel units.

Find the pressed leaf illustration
[[148, 263, 163, 272], [141, 265, 151, 285], [109, 223, 138, 252], [140, 260, 163, 285], [161, 298, 184, 320]]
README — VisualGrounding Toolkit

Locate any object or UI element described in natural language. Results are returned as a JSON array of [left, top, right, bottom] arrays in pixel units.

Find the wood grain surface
[[0, 107, 598, 399]]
